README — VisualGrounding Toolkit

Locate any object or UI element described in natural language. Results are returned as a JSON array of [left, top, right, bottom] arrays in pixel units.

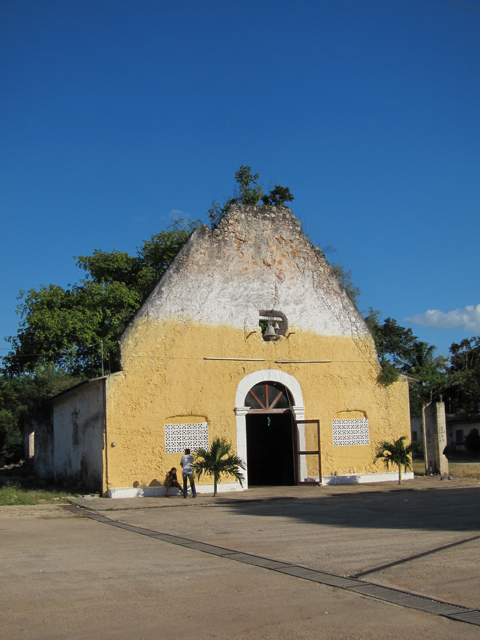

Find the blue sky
[[1, 0, 479, 362]]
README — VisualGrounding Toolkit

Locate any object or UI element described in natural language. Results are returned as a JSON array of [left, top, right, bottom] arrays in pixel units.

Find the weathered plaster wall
[[53, 379, 105, 492], [105, 206, 410, 491], [124, 206, 369, 340], [106, 322, 410, 490], [424, 402, 449, 475], [27, 412, 54, 479]]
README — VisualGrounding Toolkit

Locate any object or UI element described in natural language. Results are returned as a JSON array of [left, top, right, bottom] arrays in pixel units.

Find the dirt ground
[[1, 481, 480, 639]]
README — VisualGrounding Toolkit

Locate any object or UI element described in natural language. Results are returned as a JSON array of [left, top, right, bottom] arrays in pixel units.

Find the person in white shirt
[[180, 448, 197, 498]]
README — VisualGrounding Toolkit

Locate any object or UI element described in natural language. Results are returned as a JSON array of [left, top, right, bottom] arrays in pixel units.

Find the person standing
[[180, 448, 197, 498]]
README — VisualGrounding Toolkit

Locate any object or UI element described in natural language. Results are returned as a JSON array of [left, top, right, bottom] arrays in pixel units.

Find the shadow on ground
[[221, 487, 480, 533]]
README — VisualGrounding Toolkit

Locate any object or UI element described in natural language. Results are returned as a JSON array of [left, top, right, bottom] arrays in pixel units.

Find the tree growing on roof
[[331, 263, 361, 306], [261, 184, 294, 207], [208, 165, 294, 229]]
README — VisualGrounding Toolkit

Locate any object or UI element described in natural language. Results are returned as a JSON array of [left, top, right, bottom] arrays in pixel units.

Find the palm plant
[[192, 437, 246, 497], [375, 435, 415, 485]]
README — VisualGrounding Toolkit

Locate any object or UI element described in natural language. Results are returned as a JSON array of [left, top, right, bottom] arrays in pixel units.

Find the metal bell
[[265, 322, 277, 337]]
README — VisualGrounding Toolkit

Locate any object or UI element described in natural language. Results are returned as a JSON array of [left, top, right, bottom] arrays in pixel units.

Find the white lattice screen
[[332, 418, 370, 446], [164, 422, 209, 454]]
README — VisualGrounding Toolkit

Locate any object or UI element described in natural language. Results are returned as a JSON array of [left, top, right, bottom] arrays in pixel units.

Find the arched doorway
[[245, 381, 295, 486], [235, 370, 306, 489]]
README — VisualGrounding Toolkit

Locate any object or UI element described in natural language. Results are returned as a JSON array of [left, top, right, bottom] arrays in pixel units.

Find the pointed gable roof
[[125, 205, 369, 338]]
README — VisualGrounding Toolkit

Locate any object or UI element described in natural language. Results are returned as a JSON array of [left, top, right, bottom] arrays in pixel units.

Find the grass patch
[[412, 460, 480, 479], [0, 482, 72, 506], [449, 462, 480, 479]]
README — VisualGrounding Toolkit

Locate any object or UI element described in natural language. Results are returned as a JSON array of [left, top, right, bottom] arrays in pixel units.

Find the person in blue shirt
[[180, 448, 197, 498]]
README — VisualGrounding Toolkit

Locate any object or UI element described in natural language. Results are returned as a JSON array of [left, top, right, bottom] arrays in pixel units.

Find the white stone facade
[[124, 206, 370, 343]]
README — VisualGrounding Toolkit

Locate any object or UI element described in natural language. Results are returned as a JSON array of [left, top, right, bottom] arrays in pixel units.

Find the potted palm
[[192, 437, 246, 497]]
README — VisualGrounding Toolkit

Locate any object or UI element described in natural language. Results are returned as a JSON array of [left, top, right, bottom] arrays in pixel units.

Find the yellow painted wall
[[103, 317, 410, 493]]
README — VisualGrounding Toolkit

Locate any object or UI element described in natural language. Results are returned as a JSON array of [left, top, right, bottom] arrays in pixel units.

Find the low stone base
[[320, 471, 414, 485], [107, 472, 414, 497], [107, 481, 243, 499]]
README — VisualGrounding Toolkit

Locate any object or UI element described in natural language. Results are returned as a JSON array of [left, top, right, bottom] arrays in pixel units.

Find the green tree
[[208, 166, 294, 228], [375, 435, 415, 485], [393, 336, 471, 416], [363, 310, 417, 387], [360, 310, 464, 410], [406, 359, 468, 417], [444, 337, 480, 413], [331, 263, 361, 306], [192, 437, 246, 497], [207, 200, 224, 229], [377, 361, 401, 387], [261, 185, 294, 207], [0, 366, 83, 463], [76, 219, 200, 300], [226, 165, 264, 207], [465, 428, 480, 456], [364, 311, 418, 369], [364, 316, 480, 414], [404, 341, 439, 374], [399, 340, 451, 415], [0, 408, 22, 462], [3, 220, 199, 377], [3, 280, 141, 376]]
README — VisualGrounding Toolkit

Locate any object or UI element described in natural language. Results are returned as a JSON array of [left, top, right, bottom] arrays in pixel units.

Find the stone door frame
[[235, 369, 306, 489]]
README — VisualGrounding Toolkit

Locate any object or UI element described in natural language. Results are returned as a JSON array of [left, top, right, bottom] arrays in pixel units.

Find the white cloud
[[168, 209, 188, 219], [405, 305, 480, 332]]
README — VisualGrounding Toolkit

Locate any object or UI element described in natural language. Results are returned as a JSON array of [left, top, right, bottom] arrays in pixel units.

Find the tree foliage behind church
[[363, 309, 476, 416], [444, 337, 480, 414], [0, 365, 84, 463], [3, 220, 199, 378]]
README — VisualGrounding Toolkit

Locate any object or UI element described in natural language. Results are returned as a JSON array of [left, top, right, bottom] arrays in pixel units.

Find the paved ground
[[1, 477, 480, 639]]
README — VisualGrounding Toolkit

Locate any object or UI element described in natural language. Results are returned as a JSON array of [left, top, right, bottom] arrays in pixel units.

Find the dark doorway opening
[[246, 412, 295, 486]]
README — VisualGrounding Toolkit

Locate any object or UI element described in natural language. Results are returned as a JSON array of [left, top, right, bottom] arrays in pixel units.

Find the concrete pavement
[[68, 473, 480, 510], [2, 477, 480, 639]]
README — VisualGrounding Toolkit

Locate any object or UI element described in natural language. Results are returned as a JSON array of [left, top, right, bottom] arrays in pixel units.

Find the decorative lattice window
[[165, 423, 209, 454], [332, 419, 370, 446]]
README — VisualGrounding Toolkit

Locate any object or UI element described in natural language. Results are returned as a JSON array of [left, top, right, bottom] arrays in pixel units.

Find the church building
[[30, 205, 412, 496]]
